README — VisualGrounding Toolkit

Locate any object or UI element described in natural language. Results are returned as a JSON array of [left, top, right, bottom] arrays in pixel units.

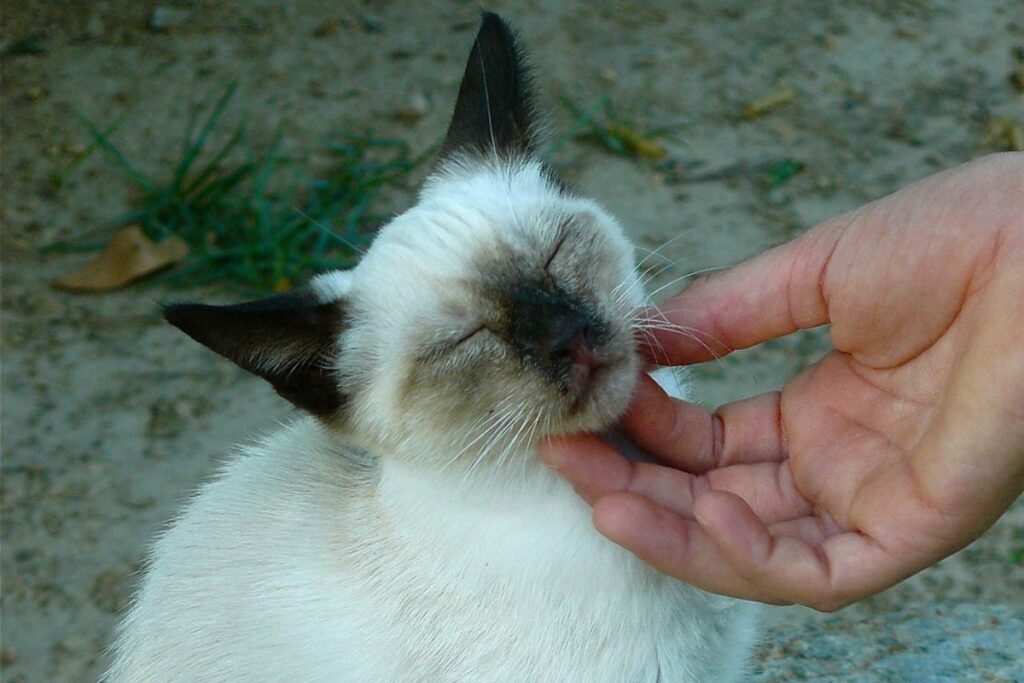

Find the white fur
[[106, 163, 758, 682], [310, 269, 355, 302]]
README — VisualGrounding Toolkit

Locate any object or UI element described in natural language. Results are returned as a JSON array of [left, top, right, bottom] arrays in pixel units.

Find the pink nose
[[564, 329, 598, 369]]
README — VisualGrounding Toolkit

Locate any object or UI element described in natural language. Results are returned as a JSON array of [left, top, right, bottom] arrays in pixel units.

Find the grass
[[556, 95, 679, 162], [556, 95, 805, 190], [57, 83, 427, 293]]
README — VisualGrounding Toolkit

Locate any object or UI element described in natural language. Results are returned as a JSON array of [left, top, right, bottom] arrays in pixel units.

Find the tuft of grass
[[556, 95, 678, 162], [756, 158, 807, 190], [1009, 527, 1024, 567], [58, 83, 427, 293], [3, 35, 47, 57]]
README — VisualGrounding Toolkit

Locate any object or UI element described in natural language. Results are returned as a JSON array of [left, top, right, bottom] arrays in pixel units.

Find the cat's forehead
[[361, 163, 581, 277]]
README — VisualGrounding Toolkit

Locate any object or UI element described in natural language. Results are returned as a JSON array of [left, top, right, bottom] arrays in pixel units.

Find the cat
[[105, 12, 758, 682]]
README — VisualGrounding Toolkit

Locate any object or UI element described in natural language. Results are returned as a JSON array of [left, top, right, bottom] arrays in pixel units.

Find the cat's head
[[166, 13, 644, 465]]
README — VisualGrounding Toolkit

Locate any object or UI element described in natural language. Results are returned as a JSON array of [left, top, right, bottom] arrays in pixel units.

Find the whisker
[[441, 394, 520, 473], [645, 264, 732, 303], [467, 399, 525, 477], [633, 231, 691, 270], [633, 315, 725, 361], [291, 205, 367, 256]]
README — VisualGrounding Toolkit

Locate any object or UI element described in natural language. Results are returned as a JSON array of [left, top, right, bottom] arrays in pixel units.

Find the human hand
[[542, 153, 1024, 610]]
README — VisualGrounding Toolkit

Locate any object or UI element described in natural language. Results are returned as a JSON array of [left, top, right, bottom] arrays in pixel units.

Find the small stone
[[751, 604, 1024, 681], [392, 91, 430, 122], [83, 13, 106, 40], [357, 13, 382, 33], [147, 7, 194, 33], [90, 569, 128, 614], [311, 17, 344, 38], [2, 35, 46, 57], [1010, 66, 1024, 93], [819, 35, 843, 51], [307, 79, 326, 98], [147, 398, 189, 437], [389, 48, 415, 61]]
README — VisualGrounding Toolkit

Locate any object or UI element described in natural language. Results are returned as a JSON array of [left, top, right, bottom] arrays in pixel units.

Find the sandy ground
[[2, 1, 1022, 680]]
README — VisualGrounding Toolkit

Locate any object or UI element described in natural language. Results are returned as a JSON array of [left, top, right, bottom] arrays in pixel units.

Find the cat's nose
[[545, 313, 597, 368], [506, 284, 600, 366]]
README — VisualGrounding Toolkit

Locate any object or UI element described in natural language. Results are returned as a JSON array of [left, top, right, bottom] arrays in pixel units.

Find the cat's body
[[107, 14, 757, 682], [110, 416, 756, 682]]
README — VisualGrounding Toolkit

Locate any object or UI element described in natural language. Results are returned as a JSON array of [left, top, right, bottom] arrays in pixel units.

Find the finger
[[695, 491, 911, 611], [591, 493, 775, 603], [767, 515, 844, 546], [705, 462, 813, 523], [542, 433, 811, 523], [541, 433, 704, 516], [642, 218, 848, 365], [539, 434, 632, 504], [622, 374, 788, 472]]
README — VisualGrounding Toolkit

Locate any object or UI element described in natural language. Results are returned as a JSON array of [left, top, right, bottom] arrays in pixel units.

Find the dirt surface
[[2, 1, 1022, 680]]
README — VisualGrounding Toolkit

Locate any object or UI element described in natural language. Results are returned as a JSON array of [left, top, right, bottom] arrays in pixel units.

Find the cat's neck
[[375, 443, 592, 542], [379, 446, 565, 508]]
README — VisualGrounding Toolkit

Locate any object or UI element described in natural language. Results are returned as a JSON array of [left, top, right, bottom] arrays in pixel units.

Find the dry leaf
[[982, 117, 1024, 152], [606, 124, 668, 161], [53, 225, 189, 292], [742, 86, 795, 119]]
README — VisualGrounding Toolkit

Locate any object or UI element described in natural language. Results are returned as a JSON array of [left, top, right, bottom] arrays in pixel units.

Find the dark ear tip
[[477, 10, 513, 39], [162, 302, 207, 333], [162, 302, 185, 326]]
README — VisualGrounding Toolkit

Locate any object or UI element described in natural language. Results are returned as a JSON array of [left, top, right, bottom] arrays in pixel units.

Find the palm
[[780, 351, 948, 571], [782, 247, 1021, 579]]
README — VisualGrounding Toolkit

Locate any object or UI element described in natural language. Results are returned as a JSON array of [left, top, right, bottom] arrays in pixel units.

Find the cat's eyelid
[[419, 326, 488, 363], [453, 325, 486, 347], [544, 232, 569, 273]]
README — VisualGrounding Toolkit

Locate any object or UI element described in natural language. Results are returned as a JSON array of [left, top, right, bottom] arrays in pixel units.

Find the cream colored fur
[[106, 161, 758, 682]]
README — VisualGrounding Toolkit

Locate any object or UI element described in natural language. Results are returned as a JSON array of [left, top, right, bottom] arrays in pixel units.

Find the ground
[[1, 1, 1022, 681]]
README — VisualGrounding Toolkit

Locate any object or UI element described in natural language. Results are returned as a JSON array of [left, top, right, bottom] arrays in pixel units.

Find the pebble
[[89, 569, 128, 614], [391, 91, 430, 122], [312, 17, 344, 38], [752, 603, 1024, 681], [148, 7, 194, 33]]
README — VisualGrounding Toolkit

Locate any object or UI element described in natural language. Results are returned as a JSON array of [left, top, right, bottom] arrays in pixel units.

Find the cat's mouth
[[564, 344, 627, 413], [566, 362, 605, 411]]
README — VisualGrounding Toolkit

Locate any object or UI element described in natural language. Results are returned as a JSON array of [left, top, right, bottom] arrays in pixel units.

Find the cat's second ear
[[439, 12, 539, 163], [164, 290, 346, 418]]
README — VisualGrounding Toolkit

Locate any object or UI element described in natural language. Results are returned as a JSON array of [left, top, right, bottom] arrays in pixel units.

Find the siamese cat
[[106, 13, 757, 682]]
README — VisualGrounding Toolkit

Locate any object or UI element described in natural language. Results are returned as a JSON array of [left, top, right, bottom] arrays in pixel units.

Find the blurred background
[[2, 1, 1022, 680]]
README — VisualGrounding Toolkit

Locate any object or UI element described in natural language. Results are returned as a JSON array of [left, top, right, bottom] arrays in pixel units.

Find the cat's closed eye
[[543, 225, 571, 275], [453, 326, 487, 347]]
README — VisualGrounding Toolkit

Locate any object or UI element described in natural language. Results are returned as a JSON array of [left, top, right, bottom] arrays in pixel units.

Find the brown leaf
[[982, 117, 1024, 152], [53, 225, 189, 292], [742, 86, 795, 120]]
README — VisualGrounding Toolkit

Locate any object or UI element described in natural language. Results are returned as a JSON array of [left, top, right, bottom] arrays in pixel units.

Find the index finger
[[643, 217, 847, 365]]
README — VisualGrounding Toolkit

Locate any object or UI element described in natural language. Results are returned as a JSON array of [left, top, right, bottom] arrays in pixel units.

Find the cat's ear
[[438, 12, 539, 163], [163, 288, 346, 418]]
